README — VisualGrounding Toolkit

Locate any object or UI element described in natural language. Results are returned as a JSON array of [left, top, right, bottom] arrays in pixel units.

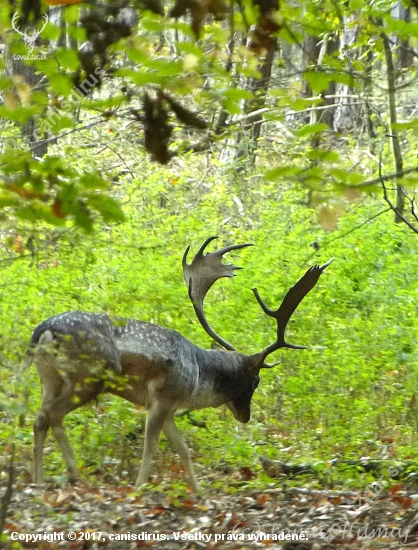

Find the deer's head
[[183, 237, 332, 422]]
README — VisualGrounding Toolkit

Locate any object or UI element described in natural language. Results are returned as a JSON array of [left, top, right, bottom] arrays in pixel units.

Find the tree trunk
[[333, 14, 360, 133], [391, 2, 413, 71], [381, 32, 404, 222], [11, 57, 48, 158]]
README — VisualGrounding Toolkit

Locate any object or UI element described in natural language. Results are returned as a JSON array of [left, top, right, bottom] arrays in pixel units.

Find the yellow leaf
[[318, 205, 344, 231], [3, 90, 18, 110]]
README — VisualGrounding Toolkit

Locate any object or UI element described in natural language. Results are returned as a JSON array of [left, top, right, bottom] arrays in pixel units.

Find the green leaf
[[17, 204, 65, 226], [116, 68, 163, 86], [177, 43, 204, 57], [385, 16, 418, 39], [79, 173, 110, 190], [329, 169, 367, 186], [124, 47, 149, 64], [0, 195, 20, 207], [264, 165, 299, 180], [141, 16, 165, 32], [304, 70, 360, 93], [221, 98, 242, 115], [220, 88, 254, 101], [33, 57, 59, 76], [62, 4, 82, 24], [304, 71, 333, 93], [0, 105, 39, 124], [54, 48, 80, 71], [87, 195, 125, 223], [307, 149, 340, 162], [45, 114, 74, 133], [296, 123, 329, 137], [392, 120, 418, 131]]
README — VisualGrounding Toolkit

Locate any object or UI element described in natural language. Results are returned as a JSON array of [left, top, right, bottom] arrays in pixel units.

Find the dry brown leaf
[[318, 205, 344, 231]]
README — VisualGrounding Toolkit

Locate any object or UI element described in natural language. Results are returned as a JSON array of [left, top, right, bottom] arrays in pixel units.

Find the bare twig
[[379, 154, 418, 234], [351, 164, 418, 189], [302, 208, 390, 265]]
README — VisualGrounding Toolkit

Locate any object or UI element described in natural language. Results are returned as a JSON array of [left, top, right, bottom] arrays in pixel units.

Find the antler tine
[[192, 235, 218, 259], [190, 236, 252, 263], [253, 258, 333, 366], [252, 288, 274, 316], [183, 236, 253, 351], [11, 12, 20, 31]]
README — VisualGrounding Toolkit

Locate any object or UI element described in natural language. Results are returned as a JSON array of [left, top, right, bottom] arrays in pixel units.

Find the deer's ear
[[248, 352, 282, 370], [210, 342, 224, 350]]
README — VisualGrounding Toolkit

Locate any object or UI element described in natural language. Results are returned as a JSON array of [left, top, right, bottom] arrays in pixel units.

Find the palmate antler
[[183, 236, 333, 360], [252, 258, 333, 365], [182, 236, 252, 350]]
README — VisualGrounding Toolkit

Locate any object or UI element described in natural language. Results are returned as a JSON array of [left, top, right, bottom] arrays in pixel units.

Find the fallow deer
[[28, 237, 332, 490]]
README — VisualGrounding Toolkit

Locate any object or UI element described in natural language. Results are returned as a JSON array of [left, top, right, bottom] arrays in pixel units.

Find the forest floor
[[2, 473, 418, 550]]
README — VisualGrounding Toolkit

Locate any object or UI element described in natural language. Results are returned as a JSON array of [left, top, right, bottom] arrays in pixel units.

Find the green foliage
[[1, 0, 418, 492], [0, 158, 417, 490], [1, 0, 418, 230]]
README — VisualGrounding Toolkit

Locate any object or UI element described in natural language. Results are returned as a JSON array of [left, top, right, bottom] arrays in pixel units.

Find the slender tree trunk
[[381, 32, 404, 222], [363, 49, 376, 153], [7, 12, 49, 158], [229, 38, 277, 168], [302, 36, 320, 102], [333, 14, 359, 133], [319, 34, 339, 129], [391, 2, 413, 71], [248, 43, 277, 143], [11, 58, 48, 157]]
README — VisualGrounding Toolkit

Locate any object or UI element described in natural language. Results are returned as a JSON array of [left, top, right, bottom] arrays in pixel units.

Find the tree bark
[[11, 57, 48, 158], [381, 31, 404, 222], [391, 2, 413, 71], [333, 14, 360, 133]]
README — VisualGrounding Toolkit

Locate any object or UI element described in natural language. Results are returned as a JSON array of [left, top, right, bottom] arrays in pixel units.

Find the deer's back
[[30, 311, 202, 403]]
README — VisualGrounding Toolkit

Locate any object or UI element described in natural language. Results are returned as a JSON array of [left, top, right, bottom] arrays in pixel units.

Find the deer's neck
[[181, 347, 248, 409]]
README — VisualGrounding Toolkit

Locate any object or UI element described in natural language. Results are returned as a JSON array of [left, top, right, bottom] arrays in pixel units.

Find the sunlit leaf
[[296, 123, 329, 137]]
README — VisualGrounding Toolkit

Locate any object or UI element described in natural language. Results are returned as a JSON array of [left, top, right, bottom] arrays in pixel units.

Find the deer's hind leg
[[35, 386, 102, 484], [33, 335, 103, 484], [33, 359, 63, 484]]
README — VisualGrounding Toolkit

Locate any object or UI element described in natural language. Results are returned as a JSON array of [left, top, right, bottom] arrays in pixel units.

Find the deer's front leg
[[163, 415, 199, 492], [135, 401, 172, 488]]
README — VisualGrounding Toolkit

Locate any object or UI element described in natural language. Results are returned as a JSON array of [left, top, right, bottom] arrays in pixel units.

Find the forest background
[[1, 0, 418, 499]]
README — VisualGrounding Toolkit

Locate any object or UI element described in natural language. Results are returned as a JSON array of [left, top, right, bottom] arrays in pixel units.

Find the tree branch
[[379, 155, 418, 234], [302, 207, 390, 265], [351, 164, 418, 189]]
